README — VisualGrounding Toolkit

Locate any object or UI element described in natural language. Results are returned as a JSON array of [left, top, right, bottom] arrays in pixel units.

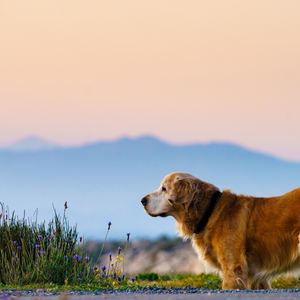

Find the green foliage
[[136, 273, 222, 289], [138, 272, 159, 281], [161, 274, 171, 281]]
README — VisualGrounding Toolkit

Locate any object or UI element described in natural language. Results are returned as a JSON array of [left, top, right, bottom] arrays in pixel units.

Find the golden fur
[[141, 172, 300, 290]]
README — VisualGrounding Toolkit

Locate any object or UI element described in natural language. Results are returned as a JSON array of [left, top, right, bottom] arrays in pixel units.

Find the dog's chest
[[192, 236, 222, 273]]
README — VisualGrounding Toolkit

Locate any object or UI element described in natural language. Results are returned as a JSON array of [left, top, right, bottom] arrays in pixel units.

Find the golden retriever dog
[[141, 172, 300, 290]]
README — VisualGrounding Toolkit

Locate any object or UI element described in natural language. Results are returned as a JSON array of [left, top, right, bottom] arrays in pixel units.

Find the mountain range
[[0, 136, 299, 240]]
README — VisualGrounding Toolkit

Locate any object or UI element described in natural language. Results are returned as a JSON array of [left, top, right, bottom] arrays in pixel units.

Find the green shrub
[[138, 272, 159, 281], [161, 274, 171, 281]]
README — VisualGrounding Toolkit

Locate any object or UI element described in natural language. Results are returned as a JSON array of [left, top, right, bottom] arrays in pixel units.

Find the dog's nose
[[141, 197, 147, 206]]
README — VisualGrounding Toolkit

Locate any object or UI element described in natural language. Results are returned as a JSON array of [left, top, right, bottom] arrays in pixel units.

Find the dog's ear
[[168, 178, 201, 205]]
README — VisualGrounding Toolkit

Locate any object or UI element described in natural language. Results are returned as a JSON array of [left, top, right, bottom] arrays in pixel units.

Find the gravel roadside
[[2, 288, 300, 300]]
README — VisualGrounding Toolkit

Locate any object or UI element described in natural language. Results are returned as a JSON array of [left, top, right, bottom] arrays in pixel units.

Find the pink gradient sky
[[0, 0, 300, 161]]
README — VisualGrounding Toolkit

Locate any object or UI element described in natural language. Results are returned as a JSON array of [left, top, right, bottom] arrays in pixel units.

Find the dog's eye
[[162, 186, 166, 192]]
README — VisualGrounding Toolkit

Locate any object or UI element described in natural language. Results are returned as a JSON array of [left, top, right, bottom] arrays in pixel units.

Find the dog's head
[[141, 172, 216, 220]]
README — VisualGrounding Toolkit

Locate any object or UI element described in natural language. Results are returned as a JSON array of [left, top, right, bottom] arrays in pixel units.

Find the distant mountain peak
[[2, 136, 61, 152]]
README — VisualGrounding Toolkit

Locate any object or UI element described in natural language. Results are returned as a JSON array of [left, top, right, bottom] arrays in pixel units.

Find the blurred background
[[0, 0, 300, 273]]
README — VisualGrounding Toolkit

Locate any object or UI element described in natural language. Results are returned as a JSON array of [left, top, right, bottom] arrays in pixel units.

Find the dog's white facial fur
[[143, 182, 172, 217], [142, 172, 198, 218]]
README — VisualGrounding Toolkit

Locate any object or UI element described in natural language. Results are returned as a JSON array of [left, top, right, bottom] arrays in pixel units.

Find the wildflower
[[80, 237, 82, 242], [73, 254, 79, 261], [12, 251, 15, 255], [78, 278, 82, 282], [108, 221, 112, 230], [101, 265, 106, 272], [78, 256, 83, 262], [101, 274, 106, 278], [35, 245, 40, 248], [118, 276, 122, 281], [122, 273, 126, 279], [38, 235, 43, 239], [64, 255, 68, 259], [64, 201, 68, 209], [135, 275, 138, 280], [17, 258, 19, 261], [35, 262, 38, 266], [13, 241, 17, 245], [38, 250, 41, 255], [17, 246, 21, 250], [131, 277, 135, 282], [127, 233, 130, 242], [94, 266, 98, 270], [85, 256, 89, 262], [113, 273, 116, 279], [109, 252, 112, 261], [41, 251, 46, 255], [118, 247, 122, 254]]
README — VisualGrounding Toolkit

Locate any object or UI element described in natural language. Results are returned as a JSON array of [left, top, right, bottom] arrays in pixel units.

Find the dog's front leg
[[222, 264, 247, 290]]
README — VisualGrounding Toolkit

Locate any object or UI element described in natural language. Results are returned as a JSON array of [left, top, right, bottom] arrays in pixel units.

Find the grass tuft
[[0, 202, 131, 288]]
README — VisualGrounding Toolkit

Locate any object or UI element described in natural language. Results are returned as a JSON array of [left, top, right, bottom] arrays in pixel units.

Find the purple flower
[[38, 250, 41, 255], [78, 256, 83, 261], [108, 221, 112, 230], [12, 251, 15, 255], [13, 241, 17, 245], [35, 245, 40, 248], [118, 276, 122, 281], [41, 251, 46, 255], [127, 233, 130, 241], [118, 247, 122, 254], [38, 235, 43, 239], [64, 255, 68, 259], [47, 235, 50, 239], [85, 256, 89, 262], [79, 237, 82, 242], [113, 273, 116, 279], [101, 265, 106, 271], [35, 262, 38, 266], [17, 246, 21, 250], [122, 273, 126, 279], [131, 277, 135, 282], [78, 278, 82, 282]]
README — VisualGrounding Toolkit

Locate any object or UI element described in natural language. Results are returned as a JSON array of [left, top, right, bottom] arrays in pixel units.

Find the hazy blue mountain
[[1, 136, 60, 152], [0, 136, 299, 240]]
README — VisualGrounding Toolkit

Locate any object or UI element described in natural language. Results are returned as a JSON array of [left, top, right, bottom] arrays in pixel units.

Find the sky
[[0, 0, 300, 161]]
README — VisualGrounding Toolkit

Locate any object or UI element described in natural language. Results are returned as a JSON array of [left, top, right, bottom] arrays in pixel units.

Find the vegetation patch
[[0, 202, 131, 288], [1, 202, 300, 291]]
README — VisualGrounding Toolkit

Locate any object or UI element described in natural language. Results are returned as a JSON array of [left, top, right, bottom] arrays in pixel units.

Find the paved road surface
[[2, 293, 300, 300]]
